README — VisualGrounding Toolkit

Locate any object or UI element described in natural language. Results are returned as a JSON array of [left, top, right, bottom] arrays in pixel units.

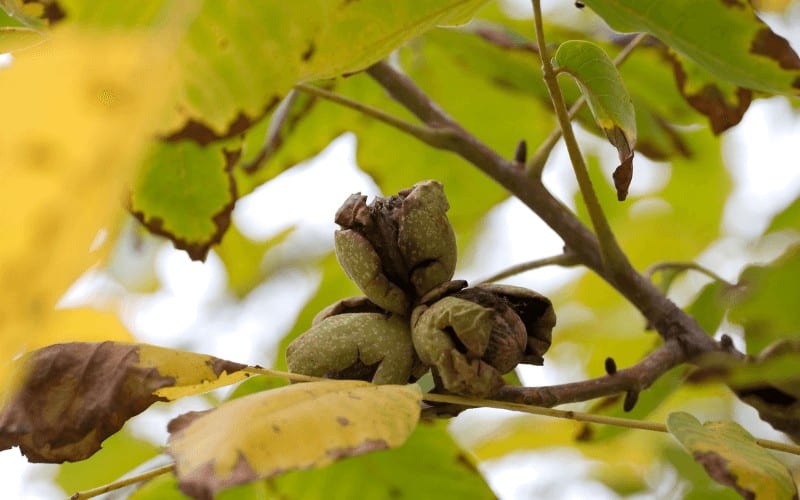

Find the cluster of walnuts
[[286, 180, 556, 397]]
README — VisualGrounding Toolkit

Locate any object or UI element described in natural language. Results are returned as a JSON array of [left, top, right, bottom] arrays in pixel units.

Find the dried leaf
[[667, 411, 798, 499], [0, 342, 247, 463], [166, 380, 421, 499]]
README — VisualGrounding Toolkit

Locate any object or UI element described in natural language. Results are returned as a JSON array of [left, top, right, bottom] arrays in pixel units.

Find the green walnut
[[334, 180, 457, 315], [286, 297, 417, 384], [411, 284, 555, 397]]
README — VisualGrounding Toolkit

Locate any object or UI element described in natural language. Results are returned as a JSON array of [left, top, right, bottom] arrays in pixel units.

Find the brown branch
[[365, 60, 718, 358], [494, 338, 685, 406]]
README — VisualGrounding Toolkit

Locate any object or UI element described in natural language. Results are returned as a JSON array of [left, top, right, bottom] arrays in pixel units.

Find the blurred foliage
[[1, 0, 800, 498]]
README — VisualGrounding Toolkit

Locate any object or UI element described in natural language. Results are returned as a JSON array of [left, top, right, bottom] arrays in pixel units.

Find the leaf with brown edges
[[0, 342, 247, 463], [166, 380, 421, 499]]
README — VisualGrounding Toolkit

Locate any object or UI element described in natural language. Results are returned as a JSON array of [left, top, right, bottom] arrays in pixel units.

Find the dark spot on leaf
[[575, 424, 593, 441], [0, 342, 175, 463], [163, 97, 280, 146], [176, 451, 258, 500], [218, 37, 229, 50], [455, 453, 480, 473], [21, 0, 67, 24], [168, 410, 211, 434], [130, 147, 241, 261], [336, 416, 350, 426], [750, 28, 800, 71], [302, 42, 316, 62], [694, 451, 755, 500], [272, 424, 281, 433], [205, 357, 247, 377], [326, 439, 388, 459]]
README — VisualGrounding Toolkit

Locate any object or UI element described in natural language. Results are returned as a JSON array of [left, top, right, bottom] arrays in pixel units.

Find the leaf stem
[[422, 392, 800, 456], [241, 369, 800, 455], [477, 251, 580, 284], [241, 89, 300, 173], [526, 32, 648, 177], [531, 0, 630, 278], [646, 261, 736, 288], [70, 464, 174, 499], [294, 83, 458, 148]]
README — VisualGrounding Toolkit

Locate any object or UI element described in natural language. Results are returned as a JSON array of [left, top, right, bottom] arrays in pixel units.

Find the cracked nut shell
[[333, 180, 457, 315]]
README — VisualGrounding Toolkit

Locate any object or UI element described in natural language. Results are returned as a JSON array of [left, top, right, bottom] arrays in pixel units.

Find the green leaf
[[130, 141, 239, 261], [666, 411, 797, 499], [216, 225, 295, 298], [686, 281, 734, 335], [553, 40, 637, 200], [766, 195, 800, 234], [577, 365, 688, 442], [450, 22, 697, 161], [130, 473, 188, 500], [580, 0, 800, 95], [53, 0, 493, 141], [56, 428, 160, 494], [253, 421, 495, 500], [166, 380, 422, 499], [662, 444, 741, 500], [729, 244, 800, 354]]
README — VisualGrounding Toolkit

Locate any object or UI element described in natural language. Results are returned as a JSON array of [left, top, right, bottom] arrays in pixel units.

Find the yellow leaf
[[30, 307, 134, 349], [138, 344, 250, 400], [0, 28, 176, 382], [167, 380, 422, 498]]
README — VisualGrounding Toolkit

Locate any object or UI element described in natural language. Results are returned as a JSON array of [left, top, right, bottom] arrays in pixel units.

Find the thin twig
[[294, 83, 458, 148], [241, 89, 299, 173], [526, 32, 648, 177], [70, 464, 174, 499], [530, 0, 630, 277], [422, 392, 800, 456], [236, 366, 800, 456], [646, 261, 737, 288], [478, 252, 580, 284]]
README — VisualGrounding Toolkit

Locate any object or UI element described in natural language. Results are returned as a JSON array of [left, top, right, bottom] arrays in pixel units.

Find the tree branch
[[494, 338, 684, 407], [364, 60, 717, 357]]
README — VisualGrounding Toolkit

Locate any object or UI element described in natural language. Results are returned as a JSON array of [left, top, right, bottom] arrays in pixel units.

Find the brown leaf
[[0, 342, 246, 463]]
